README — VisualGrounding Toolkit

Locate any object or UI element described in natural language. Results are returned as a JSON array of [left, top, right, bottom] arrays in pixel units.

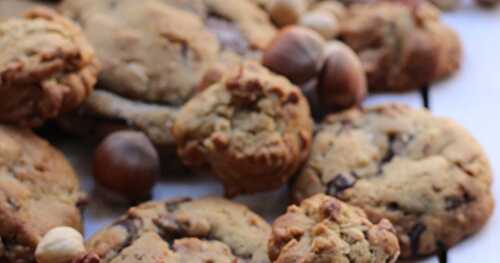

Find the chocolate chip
[[381, 134, 397, 164], [387, 202, 400, 211], [436, 241, 448, 263], [409, 223, 427, 256], [326, 173, 357, 196], [445, 191, 474, 211]]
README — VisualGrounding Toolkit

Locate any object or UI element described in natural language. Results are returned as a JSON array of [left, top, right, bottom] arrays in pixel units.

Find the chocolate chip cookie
[[339, 2, 462, 92], [59, 0, 276, 150], [86, 197, 271, 263], [0, 7, 99, 127], [269, 194, 400, 262], [292, 104, 494, 258], [0, 125, 84, 263], [172, 62, 313, 196]]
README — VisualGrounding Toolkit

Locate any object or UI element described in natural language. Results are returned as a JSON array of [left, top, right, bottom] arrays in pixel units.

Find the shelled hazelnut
[[35, 227, 86, 263], [262, 26, 325, 85], [268, 0, 307, 27], [317, 41, 367, 112], [299, 11, 339, 39], [93, 131, 160, 202]]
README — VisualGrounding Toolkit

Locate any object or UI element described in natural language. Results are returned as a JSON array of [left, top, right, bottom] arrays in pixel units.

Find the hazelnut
[[318, 41, 367, 112], [93, 130, 160, 202], [299, 11, 339, 39], [35, 227, 86, 263], [475, 0, 500, 7], [268, 0, 307, 27], [310, 1, 347, 21], [263, 26, 325, 85]]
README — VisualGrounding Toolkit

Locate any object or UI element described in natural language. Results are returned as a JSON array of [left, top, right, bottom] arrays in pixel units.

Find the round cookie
[[269, 194, 400, 262], [0, 125, 84, 263], [339, 2, 462, 92], [0, 7, 99, 127], [172, 62, 313, 196], [58, 0, 277, 152], [292, 104, 494, 258], [86, 197, 271, 263]]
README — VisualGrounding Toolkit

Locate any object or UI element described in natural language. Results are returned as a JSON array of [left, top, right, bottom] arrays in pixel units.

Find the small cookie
[[292, 104, 494, 258], [0, 7, 99, 127], [172, 62, 313, 196], [339, 2, 462, 92], [269, 194, 400, 262], [0, 125, 84, 263], [87, 197, 271, 263]]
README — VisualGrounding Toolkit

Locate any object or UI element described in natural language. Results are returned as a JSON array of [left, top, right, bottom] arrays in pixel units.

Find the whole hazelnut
[[310, 1, 347, 21], [475, 0, 500, 7], [318, 41, 367, 112], [268, 0, 307, 27], [299, 11, 339, 39], [263, 26, 325, 85], [93, 130, 160, 202], [35, 227, 86, 263]]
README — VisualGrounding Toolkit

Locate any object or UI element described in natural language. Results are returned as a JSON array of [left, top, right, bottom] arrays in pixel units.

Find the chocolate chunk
[[409, 223, 427, 256], [326, 173, 357, 196], [387, 202, 400, 211], [445, 191, 474, 211], [0, 237, 4, 258], [436, 241, 448, 263], [381, 134, 397, 164]]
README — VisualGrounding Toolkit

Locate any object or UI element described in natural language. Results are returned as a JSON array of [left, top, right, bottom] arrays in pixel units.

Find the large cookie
[[0, 7, 99, 127], [269, 194, 400, 262], [339, 2, 462, 92], [59, 0, 276, 151], [87, 197, 271, 263], [292, 104, 494, 258], [172, 62, 313, 196], [0, 125, 84, 263]]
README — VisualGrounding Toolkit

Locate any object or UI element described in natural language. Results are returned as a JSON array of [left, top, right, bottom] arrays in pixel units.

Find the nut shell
[[318, 41, 367, 112], [263, 26, 325, 85]]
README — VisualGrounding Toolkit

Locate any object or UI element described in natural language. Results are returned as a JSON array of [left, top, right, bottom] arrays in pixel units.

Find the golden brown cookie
[[87, 197, 271, 263], [172, 62, 313, 196], [0, 7, 99, 127], [339, 2, 462, 92], [292, 104, 494, 258], [0, 125, 84, 263], [269, 194, 400, 262]]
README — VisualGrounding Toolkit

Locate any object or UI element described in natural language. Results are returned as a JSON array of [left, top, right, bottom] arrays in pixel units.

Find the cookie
[[269, 194, 400, 262], [0, 7, 99, 128], [172, 62, 313, 196], [339, 2, 462, 92], [292, 104, 494, 258], [0, 125, 84, 263], [86, 197, 271, 263]]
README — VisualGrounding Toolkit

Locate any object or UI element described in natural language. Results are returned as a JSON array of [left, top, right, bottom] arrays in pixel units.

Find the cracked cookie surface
[[292, 104, 494, 258], [339, 2, 461, 92], [172, 62, 313, 196], [0, 7, 99, 127], [269, 194, 400, 263], [87, 197, 271, 263], [0, 125, 84, 263]]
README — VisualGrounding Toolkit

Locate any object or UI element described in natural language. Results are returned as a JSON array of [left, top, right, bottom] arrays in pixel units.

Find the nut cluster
[[262, 26, 367, 114]]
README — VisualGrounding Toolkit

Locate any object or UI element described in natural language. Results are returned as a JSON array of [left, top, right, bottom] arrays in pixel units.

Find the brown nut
[[475, 0, 500, 7], [263, 26, 325, 85], [299, 11, 339, 39], [93, 130, 160, 202], [268, 0, 307, 27], [71, 252, 101, 263], [318, 41, 367, 112]]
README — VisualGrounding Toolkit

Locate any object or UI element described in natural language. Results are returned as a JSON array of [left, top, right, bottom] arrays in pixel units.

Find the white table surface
[[51, 4, 499, 262]]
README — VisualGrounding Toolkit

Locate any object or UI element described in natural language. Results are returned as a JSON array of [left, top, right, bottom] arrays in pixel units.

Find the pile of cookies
[[0, 0, 494, 263]]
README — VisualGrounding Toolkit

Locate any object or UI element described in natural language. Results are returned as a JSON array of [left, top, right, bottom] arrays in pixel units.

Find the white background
[[53, 3, 500, 262]]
